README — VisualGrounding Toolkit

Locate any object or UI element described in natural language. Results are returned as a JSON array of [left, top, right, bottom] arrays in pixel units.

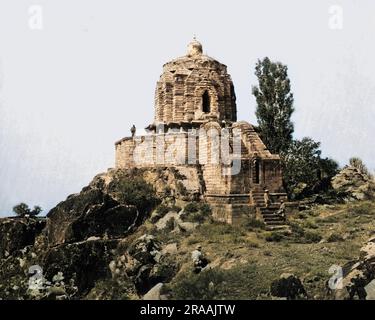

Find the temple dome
[[154, 40, 237, 124]]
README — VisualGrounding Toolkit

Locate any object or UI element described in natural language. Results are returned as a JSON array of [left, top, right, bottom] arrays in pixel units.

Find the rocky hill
[[1, 167, 375, 300]]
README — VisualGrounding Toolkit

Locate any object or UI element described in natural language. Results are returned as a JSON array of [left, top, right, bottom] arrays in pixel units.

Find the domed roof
[[154, 40, 237, 124]]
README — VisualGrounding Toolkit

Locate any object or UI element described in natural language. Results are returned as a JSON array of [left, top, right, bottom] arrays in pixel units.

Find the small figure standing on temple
[[264, 189, 271, 208], [130, 124, 136, 138], [276, 199, 286, 219]]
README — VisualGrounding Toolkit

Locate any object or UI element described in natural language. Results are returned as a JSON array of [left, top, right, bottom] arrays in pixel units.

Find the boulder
[[331, 237, 375, 300], [42, 239, 118, 295], [155, 212, 180, 231], [270, 273, 307, 300], [112, 235, 178, 295], [0, 217, 46, 259], [143, 283, 164, 300], [46, 187, 140, 246], [332, 166, 375, 201], [162, 243, 178, 255]]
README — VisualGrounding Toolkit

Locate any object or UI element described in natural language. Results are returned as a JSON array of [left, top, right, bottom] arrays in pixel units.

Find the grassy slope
[[144, 201, 375, 299]]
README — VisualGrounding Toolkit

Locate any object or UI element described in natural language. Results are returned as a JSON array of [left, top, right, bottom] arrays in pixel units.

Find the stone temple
[[115, 39, 287, 225]]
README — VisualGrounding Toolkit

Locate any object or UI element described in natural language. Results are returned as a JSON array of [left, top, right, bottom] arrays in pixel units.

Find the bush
[[117, 176, 159, 214], [13, 203, 42, 217], [200, 204, 211, 215], [303, 231, 322, 243], [171, 264, 269, 300], [302, 219, 318, 229], [327, 233, 344, 243], [282, 138, 339, 199], [170, 269, 225, 300], [349, 157, 372, 178], [182, 202, 212, 223], [289, 222, 305, 237], [187, 211, 206, 224], [348, 202, 374, 216], [184, 202, 200, 214], [265, 232, 284, 242]]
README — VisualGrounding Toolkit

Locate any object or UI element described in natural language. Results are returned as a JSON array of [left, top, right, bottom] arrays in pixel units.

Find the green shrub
[[196, 222, 245, 242], [182, 202, 211, 223], [265, 232, 284, 242], [184, 202, 200, 214], [303, 231, 322, 243], [327, 233, 344, 243], [187, 211, 206, 224], [289, 222, 305, 237], [170, 263, 269, 300], [302, 219, 318, 229], [170, 269, 225, 300], [116, 176, 159, 214], [348, 202, 374, 216]]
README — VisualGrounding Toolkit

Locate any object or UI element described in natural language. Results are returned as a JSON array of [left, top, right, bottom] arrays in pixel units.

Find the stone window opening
[[254, 159, 260, 184], [202, 90, 211, 113]]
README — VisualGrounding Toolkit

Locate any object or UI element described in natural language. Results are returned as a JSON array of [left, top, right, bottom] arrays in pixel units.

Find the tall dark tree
[[252, 57, 294, 154]]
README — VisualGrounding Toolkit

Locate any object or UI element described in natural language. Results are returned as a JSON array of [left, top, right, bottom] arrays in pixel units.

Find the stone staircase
[[259, 205, 287, 230], [250, 187, 288, 230]]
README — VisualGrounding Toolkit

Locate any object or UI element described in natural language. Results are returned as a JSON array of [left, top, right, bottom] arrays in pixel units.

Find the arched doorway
[[202, 91, 210, 113]]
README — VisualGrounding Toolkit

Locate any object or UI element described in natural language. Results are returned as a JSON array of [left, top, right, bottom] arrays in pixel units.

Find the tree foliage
[[252, 57, 294, 154], [282, 138, 321, 192], [13, 203, 42, 217], [281, 138, 339, 198]]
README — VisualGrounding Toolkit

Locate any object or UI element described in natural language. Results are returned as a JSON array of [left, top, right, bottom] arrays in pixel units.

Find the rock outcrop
[[110, 235, 178, 295], [332, 166, 375, 201], [270, 273, 307, 300], [0, 217, 46, 259], [46, 187, 139, 246], [331, 237, 375, 300]]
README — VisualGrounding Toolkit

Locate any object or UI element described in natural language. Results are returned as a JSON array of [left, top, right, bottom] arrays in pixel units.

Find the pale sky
[[1, 0, 374, 216]]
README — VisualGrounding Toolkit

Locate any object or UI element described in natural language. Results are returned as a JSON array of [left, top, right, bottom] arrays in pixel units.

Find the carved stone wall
[[154, 41, 236, 124]]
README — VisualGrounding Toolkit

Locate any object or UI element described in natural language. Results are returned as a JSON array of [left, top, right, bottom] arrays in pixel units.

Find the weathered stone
[[46, 187, 139, 246], [270, 273, 307, 300], [162, 243, 178, 255], [0, 217, 46, 259], [143, 283, 164, 300], [42, 239, 118, 295], [155, 212, 180, 231], [331, 237, 375, 300], [332, 166, 375, 201], [365, 279, 375, 300]]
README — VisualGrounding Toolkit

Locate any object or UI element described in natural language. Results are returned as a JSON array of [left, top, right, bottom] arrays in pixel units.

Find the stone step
[[262, 215, 282, 219], [265, 225, 290, 231], [260, 210, 278, 214], [264, 220, 285, 226], [264, 218, 284, 223]]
